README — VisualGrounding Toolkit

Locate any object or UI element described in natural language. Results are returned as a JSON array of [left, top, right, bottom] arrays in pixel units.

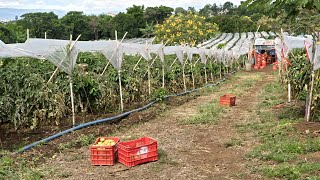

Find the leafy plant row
[[0, 53, 241, 130]]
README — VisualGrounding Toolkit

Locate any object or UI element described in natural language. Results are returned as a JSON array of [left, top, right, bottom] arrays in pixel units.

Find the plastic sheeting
[[199, 48, 207, 64], [101, 43, 124, 70], [46, 46, 79, 75], [174, 46, 185, 64], [315, 44, 320, 70], [274, 37, 283, 62], [0, 40, 34, 58]]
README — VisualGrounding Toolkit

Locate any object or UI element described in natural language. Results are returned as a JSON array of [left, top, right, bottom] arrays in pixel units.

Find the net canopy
[[283, 34, 312, 57], [101, 42, 124, 70], [46, 45, 79, 75], [315, 43, 320, 70], [174, 45, 185, 65], [0, 40, 34, 58]]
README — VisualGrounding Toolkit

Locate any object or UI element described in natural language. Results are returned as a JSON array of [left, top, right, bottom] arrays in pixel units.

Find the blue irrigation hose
[[17, 78, 226, 153]]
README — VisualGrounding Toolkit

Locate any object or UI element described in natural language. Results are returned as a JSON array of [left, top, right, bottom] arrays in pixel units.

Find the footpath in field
[[36, 70, 275, 180]]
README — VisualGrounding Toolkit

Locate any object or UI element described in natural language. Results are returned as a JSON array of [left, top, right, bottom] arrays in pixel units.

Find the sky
[[0, 0, 242, 14]]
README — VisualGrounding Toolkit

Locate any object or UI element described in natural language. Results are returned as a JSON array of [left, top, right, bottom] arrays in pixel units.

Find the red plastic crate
[[90, 137, 120, 166], [220, 94, 236, 106], [118, 137, 158, 167]]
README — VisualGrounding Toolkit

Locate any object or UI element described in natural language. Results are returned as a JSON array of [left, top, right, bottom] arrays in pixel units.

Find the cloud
[[0, 0, 242, 14]]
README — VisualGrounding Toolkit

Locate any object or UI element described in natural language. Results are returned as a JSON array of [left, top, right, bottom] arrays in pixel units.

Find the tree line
[[1, 1, 318, 44]]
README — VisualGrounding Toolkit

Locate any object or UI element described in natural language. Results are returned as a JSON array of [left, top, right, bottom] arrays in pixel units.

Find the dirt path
[[39, 71, 276, 180]]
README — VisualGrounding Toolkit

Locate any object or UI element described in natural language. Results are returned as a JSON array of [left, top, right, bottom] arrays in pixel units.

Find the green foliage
[[0, 51, 238, 130], [0, 23, 16, 43], [144, 6, 174, 24], [217, 43, 226, 49], [154, 12, 219, 46], [60, 11, 90, 40], [261, 162, 320, 180], [181, 100, 223, 125], [19, 12, 66, 39]]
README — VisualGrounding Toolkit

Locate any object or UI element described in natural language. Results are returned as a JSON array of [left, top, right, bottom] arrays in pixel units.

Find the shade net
[[101, 43, 124, 70], [45, 45, 79, 75]]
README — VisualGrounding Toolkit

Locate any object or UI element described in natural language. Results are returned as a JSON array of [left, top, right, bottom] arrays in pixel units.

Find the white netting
[[274, 37, 283, 61], [174, 45, 185, 65], [305, 38, 313, 62], [0, 40, 34, 58], [283, 34, 312, 57], [315, 44, 320, 70], [101, 43, 124, 70], [199, 48, 207, 64], [46, 45, 79, 75]]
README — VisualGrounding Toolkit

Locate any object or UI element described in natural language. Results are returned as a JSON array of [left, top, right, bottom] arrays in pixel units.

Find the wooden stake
[[306, 34, 319, 122], [205, 63, 208, 84], [162, 61, 165, 88], [183, 62, 187, 92], [191, 62, 195, 89], [70, 78, 76, 126], [27, 29, 29, 39], [118, 69, 124, 112], [133, 56, 143, 71], [288, 83, 291, 102], [148, 61, 151, 95]]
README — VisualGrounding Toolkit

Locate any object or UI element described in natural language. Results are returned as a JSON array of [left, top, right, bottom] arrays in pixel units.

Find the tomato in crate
[[90, 137, 120, 166], [220, 94, 236, 106], [118, 137, 158, 167]]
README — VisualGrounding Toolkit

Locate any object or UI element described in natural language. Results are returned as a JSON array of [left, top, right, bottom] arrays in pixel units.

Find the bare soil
[[6, 67, 320, 180], [23, 70, 277, 180]]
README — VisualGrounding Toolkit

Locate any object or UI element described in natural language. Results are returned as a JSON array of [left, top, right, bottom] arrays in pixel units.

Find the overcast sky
[[0, 0, 242, 14]]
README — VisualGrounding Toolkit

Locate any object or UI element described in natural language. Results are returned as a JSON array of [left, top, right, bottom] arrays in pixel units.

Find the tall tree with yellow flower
[[154, 12, 219, 46]]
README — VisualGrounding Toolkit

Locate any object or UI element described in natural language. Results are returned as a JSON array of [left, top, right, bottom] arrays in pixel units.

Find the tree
[[126, 5, 146, 37], [140, 22, 154, 38], [242, 0, 320, 18], [175, 7, 187, 15], [154, 13, 219, 46], [97, 14, 113, 39], [0, 23, 16, 43], [18, 12, 64, 39], [61, 11, 91, 40], [144, 6, 174, 24], [88, 15, 99, 40], [5, 21, 26, 43], [108, 13, 139, 39], [187, 7, 197, 13], [256, 15, 280, 32]]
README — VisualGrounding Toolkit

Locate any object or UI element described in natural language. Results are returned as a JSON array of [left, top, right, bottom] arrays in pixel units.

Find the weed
[[224, 138, 243, 148], [261, 162, 320, 180], [181, 100, 223, 125]]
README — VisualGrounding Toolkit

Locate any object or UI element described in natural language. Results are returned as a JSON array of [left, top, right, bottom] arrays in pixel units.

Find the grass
[[180, 100, 223, 125], [0, 150, 49, 180], [224, 138, 243, 148], [182, 72, 263, 125], [237, 79, 320, 179], [57, 134, 96, 150]]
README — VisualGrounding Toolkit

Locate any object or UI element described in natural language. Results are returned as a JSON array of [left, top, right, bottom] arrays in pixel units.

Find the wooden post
[[191, 62, 195, 88], [204, 63, 208, 84], [306, 34, 319, 122], [148, 61, 151, 95], [69, 77, 76, 126], [288, 83, 291, 102], [183, 62, 187, 92], [45, 31, 47, 39], [118, 69, 124, 112], [162, 61, 165, 88], [27, 29, 29, 39], [210, 58, 214, 82]]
